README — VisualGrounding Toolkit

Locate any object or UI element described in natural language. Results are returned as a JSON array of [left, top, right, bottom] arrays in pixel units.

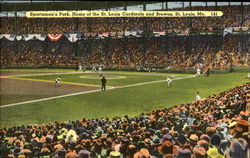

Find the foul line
[[0, 75, 195, 108]]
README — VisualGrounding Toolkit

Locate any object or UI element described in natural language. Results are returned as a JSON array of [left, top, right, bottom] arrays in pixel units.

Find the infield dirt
[[0, 71, 100, 106]]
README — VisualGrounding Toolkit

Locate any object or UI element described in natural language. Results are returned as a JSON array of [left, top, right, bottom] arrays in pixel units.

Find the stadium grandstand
[[1, 1, 249, 69], [0, 1, 249, 158]]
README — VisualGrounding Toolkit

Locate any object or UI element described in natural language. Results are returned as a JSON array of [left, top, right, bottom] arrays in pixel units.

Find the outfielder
[[196, 68, 201, 77]]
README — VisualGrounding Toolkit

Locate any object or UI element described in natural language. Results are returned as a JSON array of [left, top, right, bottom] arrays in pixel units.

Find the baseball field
[[0, 69, 248, 128]]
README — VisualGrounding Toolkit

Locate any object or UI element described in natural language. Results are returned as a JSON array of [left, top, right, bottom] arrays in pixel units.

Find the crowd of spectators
[[0, 81, 249, 158], [1, 34, 249, 70], [16, 18, 46, 34], [1, 5, 249, 34], [0, 4, 249, 69]]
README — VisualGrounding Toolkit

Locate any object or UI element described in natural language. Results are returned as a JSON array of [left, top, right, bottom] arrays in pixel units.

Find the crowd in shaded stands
[[0, 82, 249, 158], [1, 34, 249, 69], [0, 5, 249, 69], [1, 5, 249, 34]]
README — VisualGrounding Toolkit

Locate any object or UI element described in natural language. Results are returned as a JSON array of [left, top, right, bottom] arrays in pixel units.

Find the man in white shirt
[[166, 77, 172, 87], [196, 68, 201, 77], [196, 92, 201, 101], [78, 65, 82, 71], [92, 66, 96, 72]]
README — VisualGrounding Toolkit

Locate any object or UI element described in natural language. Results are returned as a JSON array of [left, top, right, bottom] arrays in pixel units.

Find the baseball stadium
[[0, 1, 249, 157]]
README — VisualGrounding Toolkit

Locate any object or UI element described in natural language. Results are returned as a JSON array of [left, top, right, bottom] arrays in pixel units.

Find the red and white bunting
[[174, 29, 181, 33], [48, 34, 63, 42], [110, 32, 116, 37], [167, 29, 173, 33], [233, 27, 241, 31], [242, 27, 249, 31], [137, 30, 144, 34], [84, 32, 91, 37], [117, 31, 124, 36], [91, 33, 97, 37], [153, 31, 165, 36], [98, 32, 109, 37], [181, 28, 190, 34], [207, 27, 213, 32]]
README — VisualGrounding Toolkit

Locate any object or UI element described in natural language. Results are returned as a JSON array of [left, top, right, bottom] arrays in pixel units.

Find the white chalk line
[[0, 75, 195, 108]]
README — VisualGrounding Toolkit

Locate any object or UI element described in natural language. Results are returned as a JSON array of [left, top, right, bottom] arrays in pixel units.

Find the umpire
[[101, 76, 107, 91]]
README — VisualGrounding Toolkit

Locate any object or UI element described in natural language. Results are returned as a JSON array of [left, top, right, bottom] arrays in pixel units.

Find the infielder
[[55, 77, 61, 87], [166, 77, 172, 87]]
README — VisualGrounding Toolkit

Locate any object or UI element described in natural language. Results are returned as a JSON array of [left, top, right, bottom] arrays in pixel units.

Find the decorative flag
[[223, 27, 233, 37], [182, 28, 190, 35], [110, 32, 116, 37], [98, 32, 109, 37], [153, 30, 165, 36], [242, 27, 249, 31], [16, 35, 23, 41], [23, 34, 35, 41], [167, 29, 173, 33], [34, 34, 47, 41], [233, 27, 241, 31], [117, 31, 124, 36], [174, 28, 181, 33], [137, 30, 144, 35], [3, 34, 16, 41], [125, 31, 137, 36], [64, 33, 82, 42], [84, 32, 91, 37], [207, 27, 213, 32], [91, 32, 97, 37], [48, 34, 63, 42]]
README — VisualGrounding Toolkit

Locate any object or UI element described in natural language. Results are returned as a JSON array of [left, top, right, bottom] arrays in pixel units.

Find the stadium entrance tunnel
[[79, 74, 126, 79]]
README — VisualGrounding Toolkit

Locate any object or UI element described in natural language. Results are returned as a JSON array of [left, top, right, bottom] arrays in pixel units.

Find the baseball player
[[166, 77, 172, 87], [55, 77, 61, 87], [101, 76, 107, 91], [196, 92, 201, 101], [92, 66, 96, 72], [78, 65, 82, 71], [196, 68, 201, 77]]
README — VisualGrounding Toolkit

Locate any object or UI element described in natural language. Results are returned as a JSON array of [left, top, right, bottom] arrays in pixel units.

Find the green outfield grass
[[14, 72, 172, 86], [0, 71, 249, 128]]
